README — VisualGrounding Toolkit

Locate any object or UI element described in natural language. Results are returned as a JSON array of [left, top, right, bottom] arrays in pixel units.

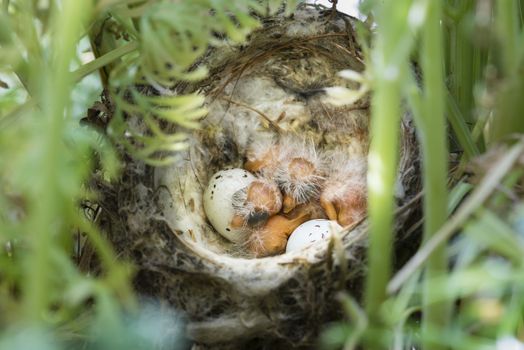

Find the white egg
[[203, 168, 256, 242], [286, 219, 342, 253]]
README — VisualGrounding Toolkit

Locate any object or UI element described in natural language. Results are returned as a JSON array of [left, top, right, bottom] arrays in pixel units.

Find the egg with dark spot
[[203, 168, 256, 242], [286, 219, 342, 253]]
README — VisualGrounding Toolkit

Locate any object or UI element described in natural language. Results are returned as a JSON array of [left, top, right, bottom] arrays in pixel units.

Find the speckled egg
[[286, 219, 343, 253], [203, 168, 256, 242]]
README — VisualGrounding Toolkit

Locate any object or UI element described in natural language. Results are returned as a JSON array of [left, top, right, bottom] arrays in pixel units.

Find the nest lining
[[155, 7, 376, 257]]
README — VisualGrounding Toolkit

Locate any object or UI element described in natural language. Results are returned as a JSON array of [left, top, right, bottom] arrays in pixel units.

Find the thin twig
[[218, 96, 283, 133]]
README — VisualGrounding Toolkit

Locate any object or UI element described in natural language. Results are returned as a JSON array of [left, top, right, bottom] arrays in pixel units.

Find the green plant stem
[[364, 2, 415, 345], [365, 78, 400, 323], [489, 0, 524, 143], [73, 41, 138, 82], [88, 15, 122, 88], [419, 1, 450, 348], [446, 90, 479, 158], [24, 0, 93, 323], [496, 0, 519, 75], [444, 0, 491, 158], [364, 5, 409, 334]]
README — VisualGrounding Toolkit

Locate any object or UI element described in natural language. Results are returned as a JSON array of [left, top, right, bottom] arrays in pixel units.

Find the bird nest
[[94, 5, 421, 349]]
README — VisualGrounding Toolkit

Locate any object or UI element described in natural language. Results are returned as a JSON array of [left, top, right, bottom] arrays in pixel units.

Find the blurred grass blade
[[23, 0, 94, 322], [364, 0, 413, 340], [448, 181, 473, 213], [389, 140, 524, 293], [446, 90, 479, 158], [413, 0, 451, 346], [337, 293, 368, 350], [465, 209, 524, 264], [73, 42, 138, 82]]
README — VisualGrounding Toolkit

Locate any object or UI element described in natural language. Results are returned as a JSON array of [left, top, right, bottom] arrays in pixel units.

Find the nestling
[[319, 150, 367, 227], [246, 206, 311, 257], [230, 177, 283, 229], [203, 168, 282, 242], [245, 135, 325, 213]]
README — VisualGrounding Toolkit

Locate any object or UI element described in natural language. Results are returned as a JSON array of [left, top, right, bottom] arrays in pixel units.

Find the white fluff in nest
[[285, 8, 323, 37]]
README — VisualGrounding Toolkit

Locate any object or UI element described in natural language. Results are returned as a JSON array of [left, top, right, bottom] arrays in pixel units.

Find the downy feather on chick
[[319, 149, 367, 227], [244, 136, 281, 175], [275, 136, 325, 213], [245, 134, 325, 214]]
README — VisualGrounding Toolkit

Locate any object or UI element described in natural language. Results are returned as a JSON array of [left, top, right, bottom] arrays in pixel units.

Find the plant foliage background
[[1, 0, 524, 349]]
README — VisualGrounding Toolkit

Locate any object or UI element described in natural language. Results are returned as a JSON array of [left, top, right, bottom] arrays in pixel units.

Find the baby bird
[[230, 177, 283, 229], [245, 135, 324, 214], [244, 137, 281, 175], [319, 150, 367, 227], [276, 136, 325, 213], [246, 206, 311, 257]]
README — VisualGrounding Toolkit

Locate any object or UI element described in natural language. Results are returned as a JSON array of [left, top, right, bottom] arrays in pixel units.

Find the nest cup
[[103, 6, 420, 348]]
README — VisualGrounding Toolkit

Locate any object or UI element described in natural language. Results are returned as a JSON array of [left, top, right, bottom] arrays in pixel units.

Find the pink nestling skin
[[246, 207, 311, 257], [320, 183, 367, 227], [278, 156, 324, 215], [245, 147, 280, 174], [282, 157, 315, 212]]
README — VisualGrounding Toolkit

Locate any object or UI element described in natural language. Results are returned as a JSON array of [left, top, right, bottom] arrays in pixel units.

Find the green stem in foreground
[[73, 41, 138, 82], [24, 0, 93, 323], [364, 0, 412, 336], [419, 1, 450, 348], [365, 78, 400, 323]]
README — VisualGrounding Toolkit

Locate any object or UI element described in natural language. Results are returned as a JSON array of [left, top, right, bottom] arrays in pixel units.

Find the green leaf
[[465, 209, 524, 264]]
